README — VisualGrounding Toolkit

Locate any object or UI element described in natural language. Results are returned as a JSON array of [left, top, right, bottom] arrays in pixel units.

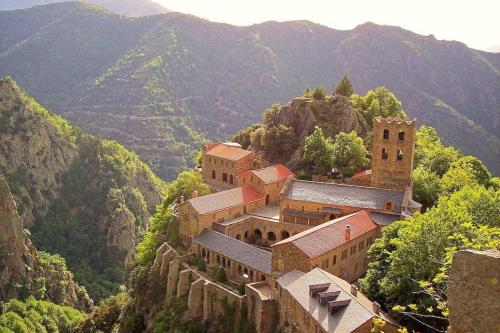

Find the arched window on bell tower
[[382, 148, 388, 160], [383, 129, 390, 140]]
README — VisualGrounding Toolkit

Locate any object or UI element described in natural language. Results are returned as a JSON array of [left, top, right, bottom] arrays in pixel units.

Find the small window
[[222, 173, 228, 182], [385, 201, 393, 210], [397, 150, 403, 161], [382, 148, 388, 160], [350, 245, 356, 255], [212, 170, 216, 179], [398, 131, 405, 141], [383, 129, 389, 139], [332, 255, 337, 265], [229, 174, 234, 184]]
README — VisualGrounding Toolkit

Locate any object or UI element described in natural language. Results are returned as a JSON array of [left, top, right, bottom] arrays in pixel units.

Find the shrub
[[312, 87, 326, 99]]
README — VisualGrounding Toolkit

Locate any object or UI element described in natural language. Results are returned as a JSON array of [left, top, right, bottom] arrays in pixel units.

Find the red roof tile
[[188, 186, 263, 215], [272, 211, 378, 258], [206, 143, 253, 161], [240, 165, 294, 184]]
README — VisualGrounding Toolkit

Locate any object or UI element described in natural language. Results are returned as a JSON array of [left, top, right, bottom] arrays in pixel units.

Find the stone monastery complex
[[169, 116, 421, 332]]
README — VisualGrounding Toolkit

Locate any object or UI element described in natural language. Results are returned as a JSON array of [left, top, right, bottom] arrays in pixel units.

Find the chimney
[[373, 301, 381, 314], [344, 225, 351, 241], [179, 195, 184, 204], [191, 190, 198, 199], [350, 284, 358, 296]]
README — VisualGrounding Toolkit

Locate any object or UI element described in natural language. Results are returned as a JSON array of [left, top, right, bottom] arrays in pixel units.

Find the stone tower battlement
[[371, 116, 416, 191]]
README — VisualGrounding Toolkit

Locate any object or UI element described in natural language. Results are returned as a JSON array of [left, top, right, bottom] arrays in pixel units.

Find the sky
[[153, 0, 500, 51]]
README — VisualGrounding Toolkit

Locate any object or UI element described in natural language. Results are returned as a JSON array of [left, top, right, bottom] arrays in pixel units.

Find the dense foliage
[[136, 170, 209, 267], [350, 87, 406, 124], [331, 131, 369, 178], [361, 174, 500, 330], [301, 126, 334, 174], [75, 293, 129, 333], [0, 297, 83, 333]]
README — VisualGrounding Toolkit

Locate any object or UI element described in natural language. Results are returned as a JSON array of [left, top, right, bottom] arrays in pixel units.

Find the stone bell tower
[[370, 116, 416, 191]]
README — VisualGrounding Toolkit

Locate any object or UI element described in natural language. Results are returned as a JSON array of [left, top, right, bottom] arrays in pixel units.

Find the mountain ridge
[[0, 2, 498, 177]]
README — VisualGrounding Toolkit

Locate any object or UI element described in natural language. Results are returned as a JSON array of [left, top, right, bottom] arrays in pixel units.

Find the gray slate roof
[[193, 229, 272, 275], [369, 211, 402, 226], [283, 180, 405, 212], [277, 268, 398, 332]]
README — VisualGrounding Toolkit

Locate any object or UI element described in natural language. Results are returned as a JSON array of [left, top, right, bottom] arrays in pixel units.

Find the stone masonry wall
[[448, 249, 500, 333]]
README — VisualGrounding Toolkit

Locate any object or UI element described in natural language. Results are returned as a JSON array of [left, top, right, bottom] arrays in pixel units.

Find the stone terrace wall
[[154, 242, 246, 323], [448, 249, 500, 333]]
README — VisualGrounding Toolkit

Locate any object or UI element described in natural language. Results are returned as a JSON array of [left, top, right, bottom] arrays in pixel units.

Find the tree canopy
[[301, 126, 334, 175], [335, 75, 354, 97], [331, 131, 369, 178], [360, 184, 500, 331], [350, 87, 406, 124]]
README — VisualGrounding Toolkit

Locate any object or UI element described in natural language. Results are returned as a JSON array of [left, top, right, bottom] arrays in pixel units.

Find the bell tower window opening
[[397, 150, 403, 161], [381, 148, 388, 160], [398, 131, 405, 141], [383, 129, 389, 140]]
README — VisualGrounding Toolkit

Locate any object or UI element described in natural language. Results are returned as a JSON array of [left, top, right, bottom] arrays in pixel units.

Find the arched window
[[254, 229, 262, 240], [332, 255, 337, 265], [382, 148, 388, 160], [281, 230, 290, 240], [383, 129, 390, 139], [236, 234, 241, 240], [398, 131, 405, 141], [212, 170, 216, 179], [397, 150, 403, 161], [267, 232, 276, 241], [385, 201, 393, 210]]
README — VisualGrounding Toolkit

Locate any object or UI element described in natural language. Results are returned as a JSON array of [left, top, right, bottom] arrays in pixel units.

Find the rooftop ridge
[[271, 211, 366, 249], [291, 178, 405, 194], [374, 115, 416, 125]]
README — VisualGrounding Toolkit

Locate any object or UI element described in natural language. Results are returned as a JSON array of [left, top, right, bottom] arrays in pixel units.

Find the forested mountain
[[0, 2, 499, 178], [0, 0, 168, 16], [0, 77, 165, 301]]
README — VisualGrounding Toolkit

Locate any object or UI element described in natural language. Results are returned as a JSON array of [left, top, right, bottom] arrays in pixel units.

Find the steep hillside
[[0, 3, 499, 177], [0, 0, 168, 16], [0, 77, 165, 300], [0, 176, 92, 311]]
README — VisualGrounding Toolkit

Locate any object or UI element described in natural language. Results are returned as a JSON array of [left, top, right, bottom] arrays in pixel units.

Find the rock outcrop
[[0, 176, 92, 311], [0, 77, 165, 300], [448, 249, 500, 333]]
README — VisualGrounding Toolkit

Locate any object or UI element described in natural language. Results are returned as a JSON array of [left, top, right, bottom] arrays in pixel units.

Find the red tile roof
[[206, 143, 253, 161], [188, 186, 263, 215], [240, 165, 294, 184], [272, 211, 378, 258], [351, 169, 372, 179]]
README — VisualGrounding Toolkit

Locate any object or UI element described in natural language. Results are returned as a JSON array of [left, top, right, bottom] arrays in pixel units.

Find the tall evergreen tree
[[335, 75, 354, 97]]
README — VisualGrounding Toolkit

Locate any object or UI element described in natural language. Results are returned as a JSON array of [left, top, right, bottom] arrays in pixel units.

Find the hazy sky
[[153, 0, 500, 51]]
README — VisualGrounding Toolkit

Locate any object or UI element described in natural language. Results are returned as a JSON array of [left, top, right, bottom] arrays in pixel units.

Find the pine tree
[[335, 75, 354, 97]]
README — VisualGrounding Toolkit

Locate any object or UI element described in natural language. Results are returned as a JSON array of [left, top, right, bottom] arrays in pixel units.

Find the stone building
[[271, 211, 380, 282], [178, 186, 265, 246], [275, 268, 399, 333], [192, 228, 272, 283], [279, 179, 407, 227], [237, 164, 294, 205], [369, 116, 416, 191], [201, 142, 255, 192]]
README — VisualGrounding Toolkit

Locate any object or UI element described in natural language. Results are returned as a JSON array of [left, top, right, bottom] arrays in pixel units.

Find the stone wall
[[154, 242, 247, 324], [448, 249, 500, 333], [371, 117, 416, 191]]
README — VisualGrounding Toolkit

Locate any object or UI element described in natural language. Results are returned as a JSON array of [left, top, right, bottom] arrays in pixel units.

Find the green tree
[[412, 166, 440, 210], [76, 293, 128, 333], [335, 75, 354, 97], [232, 124, 262, 149], [448, 156, 491, 186], [331, 131, 369, 178], [301, 126, 334, 175], [263, 104, 281, 127], [163, 169, 210, 207], [252, 125, 298, 163], [215, 267, 228, 283], [360, 185, 500, 331], [312, 87, 326, 99], [350, 87, 406, 124]]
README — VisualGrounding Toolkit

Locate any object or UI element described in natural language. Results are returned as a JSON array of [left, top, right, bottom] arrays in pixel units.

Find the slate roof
[[282, 179, 405, 212], [272, 211, 378, 258], [277, 268, 398, 333], [206, 143, 253, 161], [369, 211, 401, 226], [249, 165, 294, 184], [188, 186, 263, 215], [193, 229, 272, 275]]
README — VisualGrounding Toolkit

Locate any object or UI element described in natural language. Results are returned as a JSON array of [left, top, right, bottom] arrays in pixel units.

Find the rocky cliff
[[0, 176, 92, 311], [235, 94, 368, 169], [0, 77, 165, 300]]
